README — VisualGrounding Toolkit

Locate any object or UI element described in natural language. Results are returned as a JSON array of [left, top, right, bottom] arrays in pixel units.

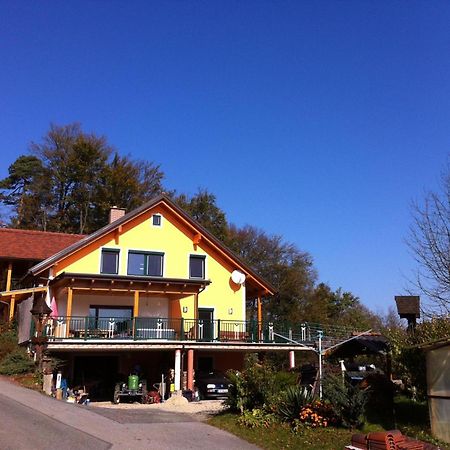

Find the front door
[[198, 308, 214, 341]]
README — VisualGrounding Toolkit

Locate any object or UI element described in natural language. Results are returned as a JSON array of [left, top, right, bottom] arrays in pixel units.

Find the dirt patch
[[91, 398, 226, 417]]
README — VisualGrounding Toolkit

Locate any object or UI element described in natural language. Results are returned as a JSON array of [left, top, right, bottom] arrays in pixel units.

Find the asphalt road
[[0, 378, 260, 450], [0, 393, 111, 450]]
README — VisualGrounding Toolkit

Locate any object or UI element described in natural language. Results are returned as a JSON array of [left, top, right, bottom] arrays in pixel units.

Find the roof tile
[[0, 228, 85, 261]]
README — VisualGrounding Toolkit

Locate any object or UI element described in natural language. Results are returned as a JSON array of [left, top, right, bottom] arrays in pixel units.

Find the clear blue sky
[[1, 1, 449, 314]]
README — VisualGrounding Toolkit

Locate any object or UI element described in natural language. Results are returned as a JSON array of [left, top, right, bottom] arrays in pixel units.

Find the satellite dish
[[231, 270, 246, 285]]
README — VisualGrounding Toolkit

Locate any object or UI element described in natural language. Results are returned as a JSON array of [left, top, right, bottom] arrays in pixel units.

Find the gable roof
[[395, 295, 421, 318], [0, 228, 85, 261], [29, 195, 275, 295]]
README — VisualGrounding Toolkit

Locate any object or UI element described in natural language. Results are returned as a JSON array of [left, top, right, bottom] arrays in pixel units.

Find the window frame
[[127, 250, 164, 277], [100, 248, 120, 275], [152, 214, 162, 227], [189, 254, 206, 279]]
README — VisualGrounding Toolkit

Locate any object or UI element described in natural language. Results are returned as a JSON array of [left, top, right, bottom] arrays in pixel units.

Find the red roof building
[[0, 228, 85, 297], [0, 228, 84, 261]]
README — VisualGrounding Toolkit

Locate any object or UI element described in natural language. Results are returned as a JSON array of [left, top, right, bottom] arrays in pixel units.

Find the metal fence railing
[[34, 316, 336, 346]]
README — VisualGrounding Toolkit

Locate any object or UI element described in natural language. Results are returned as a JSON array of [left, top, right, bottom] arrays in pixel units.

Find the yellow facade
[[53, 204, 246, 321]]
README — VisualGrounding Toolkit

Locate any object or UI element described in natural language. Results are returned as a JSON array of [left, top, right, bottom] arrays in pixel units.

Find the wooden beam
[[193, 293, 199, 340], [257, 294, 262, 341], [9, 295, 15, 321], [133, 290, 140, 317], [71, 287, 197, 295], [6, 262, 12, 291], [66, 287, 73, 338], [194, 293, 198, 321]]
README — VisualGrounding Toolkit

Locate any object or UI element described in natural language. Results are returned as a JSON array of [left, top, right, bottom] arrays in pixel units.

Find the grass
[[10, 373, 42, 391], [208, 396, 450, 450], [209, 412, 352, 450]]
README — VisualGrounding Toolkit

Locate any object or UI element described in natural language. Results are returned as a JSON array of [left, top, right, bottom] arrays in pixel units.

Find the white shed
[[421, 338, 450, 444]]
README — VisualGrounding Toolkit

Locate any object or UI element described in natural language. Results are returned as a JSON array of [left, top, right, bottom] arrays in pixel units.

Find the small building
[[394, 295, 420, 330], [420, 338, 450, 444]]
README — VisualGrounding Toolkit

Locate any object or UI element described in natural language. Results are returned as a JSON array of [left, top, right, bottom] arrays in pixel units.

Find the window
[[190, 255, 205, 279], [128, 251, 164, 277], [152, 214, 162, 226], [101, 249, 119, 274], [89, 306, 132, 319]]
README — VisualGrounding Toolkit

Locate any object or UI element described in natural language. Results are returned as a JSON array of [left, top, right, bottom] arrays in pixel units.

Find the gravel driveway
[[0, 378, 259, 450]]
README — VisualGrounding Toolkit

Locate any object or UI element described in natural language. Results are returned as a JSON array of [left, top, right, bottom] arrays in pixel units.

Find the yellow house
[[1, 195, 317, 400]]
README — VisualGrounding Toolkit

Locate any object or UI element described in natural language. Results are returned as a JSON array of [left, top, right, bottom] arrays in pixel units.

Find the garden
[[208, 353, 449, 450]]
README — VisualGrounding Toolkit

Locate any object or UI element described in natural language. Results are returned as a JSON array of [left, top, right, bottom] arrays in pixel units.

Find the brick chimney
[[109, 206, 126, 224]]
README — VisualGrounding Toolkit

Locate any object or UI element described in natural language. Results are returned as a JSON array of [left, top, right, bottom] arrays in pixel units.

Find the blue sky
[[1, 1, 449, 313]]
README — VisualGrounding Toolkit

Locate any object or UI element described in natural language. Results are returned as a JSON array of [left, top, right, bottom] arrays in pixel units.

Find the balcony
[[36, 316, 319, 346]]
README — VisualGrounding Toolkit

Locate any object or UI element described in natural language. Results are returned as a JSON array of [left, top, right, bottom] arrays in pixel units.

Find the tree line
[[2, 123, 446, 326]]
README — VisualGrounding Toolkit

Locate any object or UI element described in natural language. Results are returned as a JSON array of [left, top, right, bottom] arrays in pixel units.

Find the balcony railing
[[35, 316, 320, 345]]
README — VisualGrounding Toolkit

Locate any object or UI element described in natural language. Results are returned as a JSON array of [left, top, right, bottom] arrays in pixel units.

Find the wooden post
[[133, 291, 140, 317], [187, 349, 194, 391], [9, 294, 15, 321], [6, 262, 12, 291], [133, 291, 140, 338], [194, 293, 198, 340], [257, 294, 262, 341], [66, 287, 73, 338]]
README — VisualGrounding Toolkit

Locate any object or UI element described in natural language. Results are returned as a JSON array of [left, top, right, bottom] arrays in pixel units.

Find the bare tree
[[407, 163, 450, 315]]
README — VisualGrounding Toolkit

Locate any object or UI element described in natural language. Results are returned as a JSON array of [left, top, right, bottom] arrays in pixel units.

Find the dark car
[[195, 371, 230, 399]]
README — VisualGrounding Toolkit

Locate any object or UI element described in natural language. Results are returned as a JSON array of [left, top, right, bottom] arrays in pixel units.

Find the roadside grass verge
[[209, 412, 352, 450], [208, 396, 450, 450]]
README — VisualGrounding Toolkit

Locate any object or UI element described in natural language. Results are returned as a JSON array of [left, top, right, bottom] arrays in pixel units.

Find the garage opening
[[73, 355, 119, 401]]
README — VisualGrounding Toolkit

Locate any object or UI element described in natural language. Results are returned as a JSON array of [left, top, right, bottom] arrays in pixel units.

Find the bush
[[323, 375, 368, 429], [0, 348, 35, 375], [296, 400, 338, 429], [384, 317, 450, 400], [226, 354, 297, 413], [277, 385, 315, 421], [237, 408, 277, 428], [0, 328, 19, 361]]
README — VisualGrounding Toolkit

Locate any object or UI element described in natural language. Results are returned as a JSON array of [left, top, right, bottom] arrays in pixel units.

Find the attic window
[[101, 249, 119, 275], [190, 255, 206, 279], [152, 214, 162, 226]]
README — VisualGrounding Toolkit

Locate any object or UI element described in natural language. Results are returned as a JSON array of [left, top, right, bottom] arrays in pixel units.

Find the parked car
[[195, 371, 230, 399]]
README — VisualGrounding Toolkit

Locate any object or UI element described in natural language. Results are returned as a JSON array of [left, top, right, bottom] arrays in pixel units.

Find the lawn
[[209, 412, 352, 450], [208, 396, 449, 450]]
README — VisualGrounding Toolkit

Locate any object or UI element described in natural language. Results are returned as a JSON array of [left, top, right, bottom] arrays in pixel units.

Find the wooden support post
[[194, 293, 199, 340], [133, 290, 140, 317], [132, 291, 140, 338], [9, 295, 15, 321], [66, 287, 73, 338], [194, 293, 198, 320], [187, 349, 194, 391], [6, 262, 12, 291], [257, 294, 262, 341]]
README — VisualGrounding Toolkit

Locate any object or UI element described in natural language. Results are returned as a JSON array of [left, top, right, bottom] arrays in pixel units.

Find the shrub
[[0, 328, 19, 361], [237, 408, 277, 428], [226, 354, 297, 413], [0, 348, 35, 375], [277, 385, 315, 421], [297, 400, 338, 428], [323, 374, 368, 429]]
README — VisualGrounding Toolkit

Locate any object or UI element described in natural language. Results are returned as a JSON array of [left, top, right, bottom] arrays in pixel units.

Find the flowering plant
[[297, 400, 338, 428]]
